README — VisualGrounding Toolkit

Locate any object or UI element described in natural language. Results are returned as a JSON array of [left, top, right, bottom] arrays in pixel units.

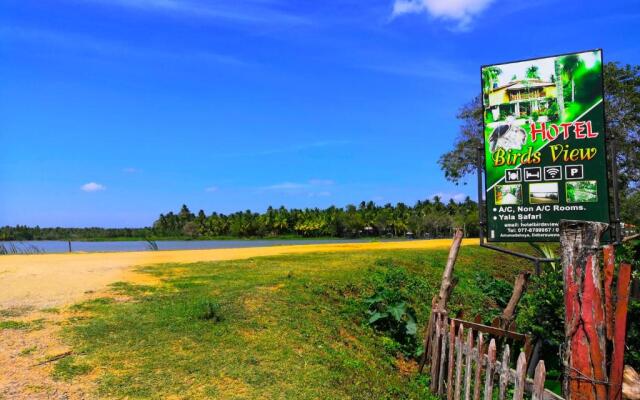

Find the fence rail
[[428, 313, 563, 400]]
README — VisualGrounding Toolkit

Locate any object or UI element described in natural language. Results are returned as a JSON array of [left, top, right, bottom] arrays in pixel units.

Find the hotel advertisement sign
[[481, 50, 610, 242]]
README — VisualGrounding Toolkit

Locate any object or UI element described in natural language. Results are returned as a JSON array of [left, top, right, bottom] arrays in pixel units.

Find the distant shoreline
[[0, 235, 413, 243]]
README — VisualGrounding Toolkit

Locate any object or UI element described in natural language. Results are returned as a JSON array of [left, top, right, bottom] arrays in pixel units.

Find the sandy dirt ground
[[0, 239, 476, 310], [0, 239, 476, 399]]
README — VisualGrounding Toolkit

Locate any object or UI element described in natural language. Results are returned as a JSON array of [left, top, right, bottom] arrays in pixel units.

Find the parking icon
[[565, 165, 584, 180], [504, 169, 521, 183], [523, 167, 542, 182]]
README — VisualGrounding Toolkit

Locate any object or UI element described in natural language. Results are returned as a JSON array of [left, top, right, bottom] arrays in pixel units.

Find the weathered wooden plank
[[498, 345, 510, 400], [431, 313, 442, 393], [473, 333, 484, 400], [513, 352, 526, 400], [483, 339, 496, 400], [609, 262, 632, 400], [485, 354, 562, 400], [454, 325, 464, 400], [447, 318, 456, 400], [523, 336, 533, 370], [464, 329, 474, 400], [560, 220, 609, 400], [603, 245, 615, 341], [438, 316, 448, 396], [532, 361, 546, 400], [450, 318, 529, 342], [421, 309, 436, 373]]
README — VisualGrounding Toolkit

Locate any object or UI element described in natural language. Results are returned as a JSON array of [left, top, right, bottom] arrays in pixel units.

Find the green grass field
[[58, 246, 527, 399]]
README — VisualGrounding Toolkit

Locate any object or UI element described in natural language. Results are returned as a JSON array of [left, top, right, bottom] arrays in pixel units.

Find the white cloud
[[205, 186, 219, 192], [392, 0, 495, 29], [81, 182, 106, 192]]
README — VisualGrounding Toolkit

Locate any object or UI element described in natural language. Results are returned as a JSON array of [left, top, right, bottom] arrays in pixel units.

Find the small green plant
[[52, 356, 92, 381], [191, 299, 223, 322], [0, 320, 32, 330], [19, 346, 37, 356], [474, 271, 513, 309], [0, 306, 33, 317], [365, 292, 418, 353], [362, 260, 429, 357]]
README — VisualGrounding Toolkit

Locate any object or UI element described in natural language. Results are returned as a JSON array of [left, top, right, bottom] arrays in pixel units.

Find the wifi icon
[[544, 166, 562, 181]]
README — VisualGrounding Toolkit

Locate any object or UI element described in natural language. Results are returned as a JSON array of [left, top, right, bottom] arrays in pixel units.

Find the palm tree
[[525, 65, 541, 79], [561, 55, 582, 102], [482, 66, 502, 103]]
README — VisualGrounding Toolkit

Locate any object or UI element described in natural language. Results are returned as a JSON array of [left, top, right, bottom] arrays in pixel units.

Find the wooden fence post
[[498, 344, 510, 400], [473, 333, 484, 400], [464, 329, 473, 400], [447, 319, 456, 400], [484, 339, 497, 400], [609, 261, 632, 400], [500, 271, 531, 330], [559, 220, 609, 400], [532, 361, 547, 400], [420, 228, 464, 372]]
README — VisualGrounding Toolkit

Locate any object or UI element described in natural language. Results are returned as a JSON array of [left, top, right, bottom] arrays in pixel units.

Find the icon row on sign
[[504, 165, 583, 183]]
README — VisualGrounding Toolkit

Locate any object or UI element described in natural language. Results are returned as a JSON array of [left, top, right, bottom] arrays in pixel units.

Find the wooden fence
[[427, 313, 563, 400]]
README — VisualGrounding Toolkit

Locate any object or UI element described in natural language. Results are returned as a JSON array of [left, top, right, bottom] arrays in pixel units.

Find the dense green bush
[[362, 259, 431, 358], [619, 239, 640, 370]]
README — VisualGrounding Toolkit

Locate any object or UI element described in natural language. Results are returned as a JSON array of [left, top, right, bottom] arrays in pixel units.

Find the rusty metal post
[[559, 220, 609, 400]]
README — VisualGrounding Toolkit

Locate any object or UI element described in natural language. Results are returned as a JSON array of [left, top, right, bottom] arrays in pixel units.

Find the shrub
[[362, 259, 431, 358]]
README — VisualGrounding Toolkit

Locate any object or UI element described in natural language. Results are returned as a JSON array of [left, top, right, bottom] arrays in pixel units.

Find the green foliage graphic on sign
[[482, 50, 610, 242]]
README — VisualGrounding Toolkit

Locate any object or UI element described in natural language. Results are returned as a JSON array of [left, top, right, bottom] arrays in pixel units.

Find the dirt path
[[0, 239, 476, 399]]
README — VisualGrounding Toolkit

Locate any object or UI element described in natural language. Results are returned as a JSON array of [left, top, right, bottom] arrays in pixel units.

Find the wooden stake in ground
[[559, 220, 609, 400], [499, 270, 530, 330], [419, 228, 464, 372], [433, 228, 464, 313]]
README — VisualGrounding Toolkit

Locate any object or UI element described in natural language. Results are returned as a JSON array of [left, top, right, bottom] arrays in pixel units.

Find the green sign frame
[[481, 50, 611, 242]]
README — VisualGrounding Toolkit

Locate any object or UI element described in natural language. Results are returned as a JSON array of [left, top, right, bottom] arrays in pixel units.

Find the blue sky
[[1, 0, 639, 227]]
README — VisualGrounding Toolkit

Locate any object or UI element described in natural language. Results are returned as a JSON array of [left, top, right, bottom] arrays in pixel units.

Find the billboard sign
[[481, 50, 610, 242]]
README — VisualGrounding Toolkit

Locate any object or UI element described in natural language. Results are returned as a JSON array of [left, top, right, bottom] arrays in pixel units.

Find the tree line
[[0, 197, 479, 241], [153, 197, 478, 239], [0, 226, 152, 241]]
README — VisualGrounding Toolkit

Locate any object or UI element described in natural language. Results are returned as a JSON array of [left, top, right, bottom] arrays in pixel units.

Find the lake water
[[0, 238, 399, 254]]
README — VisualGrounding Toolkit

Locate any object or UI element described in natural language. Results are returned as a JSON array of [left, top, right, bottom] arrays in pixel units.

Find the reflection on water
[[0, 239, 394, 254]]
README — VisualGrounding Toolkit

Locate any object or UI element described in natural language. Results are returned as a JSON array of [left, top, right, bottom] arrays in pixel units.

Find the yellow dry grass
[[0, 239, 477, 310]]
